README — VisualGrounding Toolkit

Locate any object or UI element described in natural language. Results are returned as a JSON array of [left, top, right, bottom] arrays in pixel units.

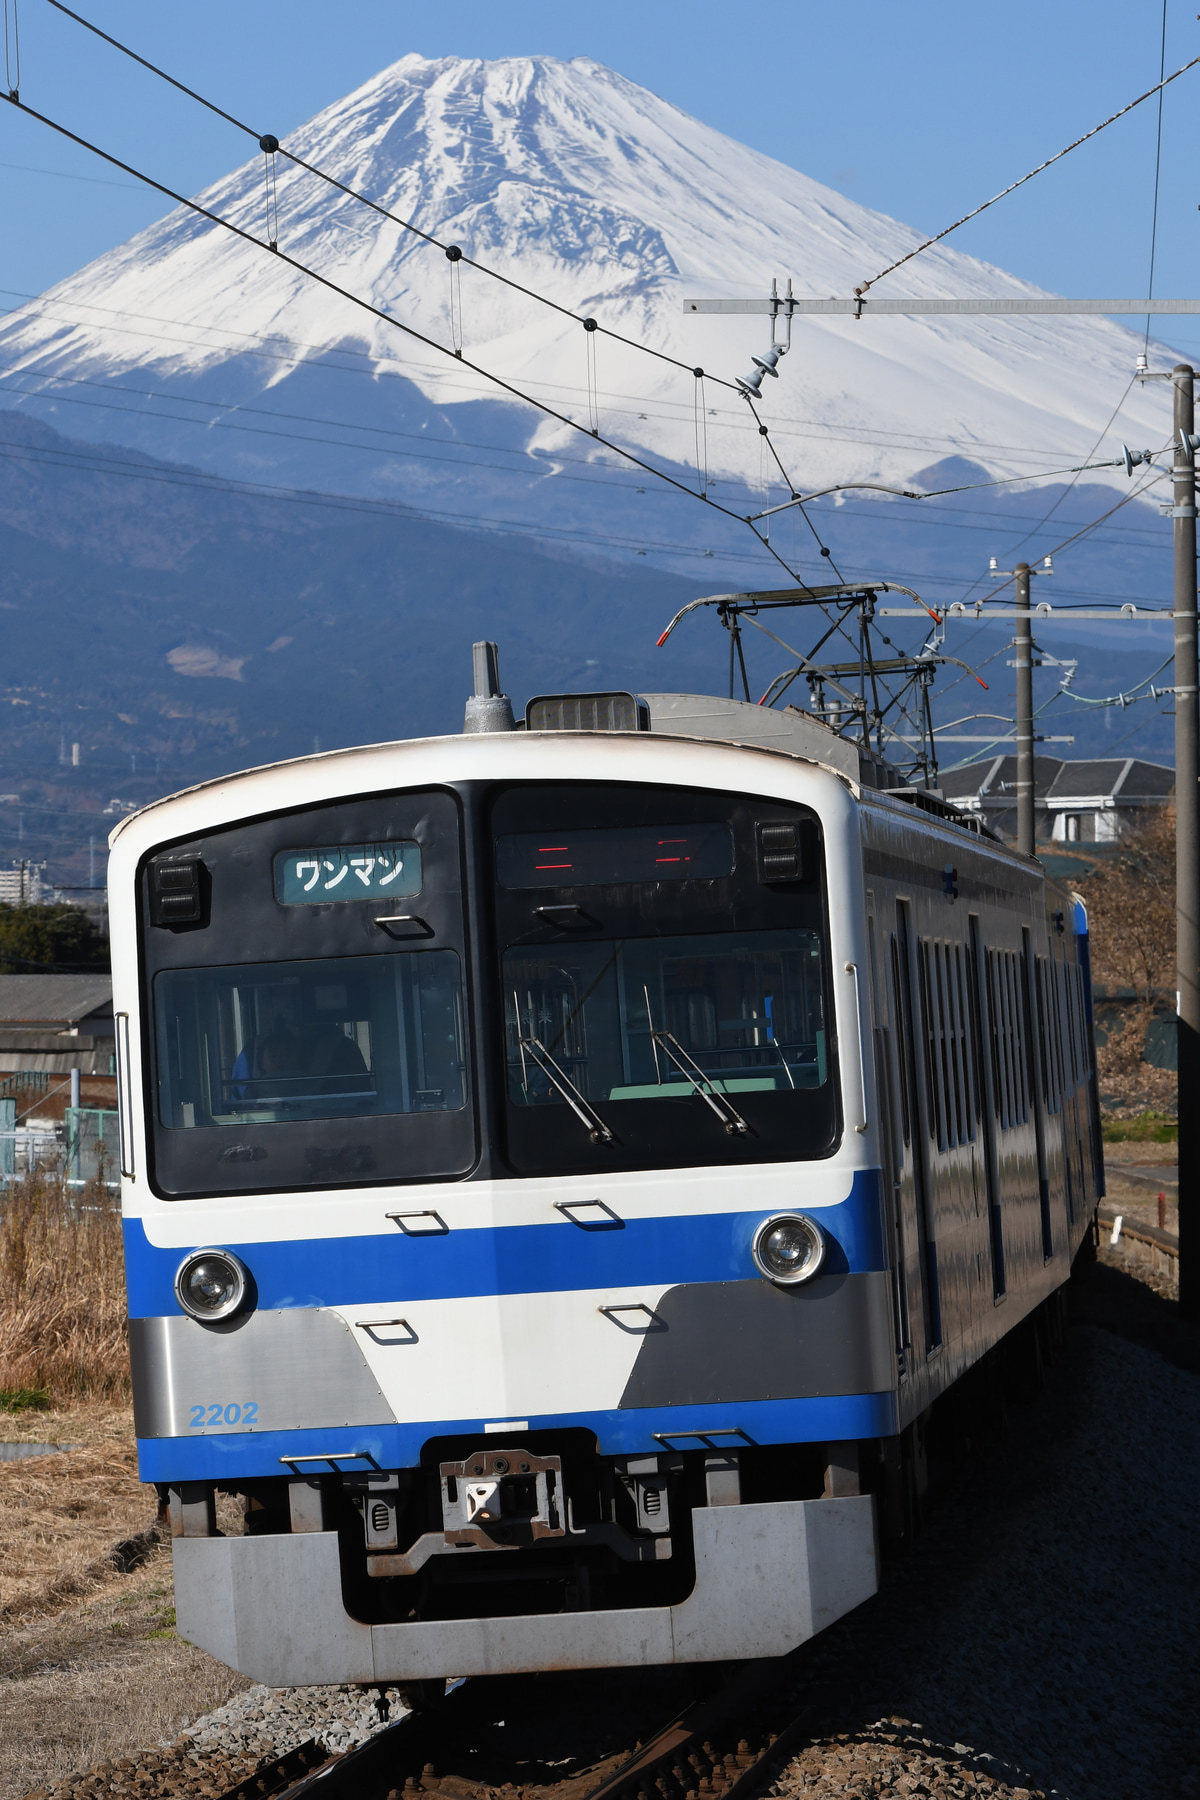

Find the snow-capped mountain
[[0, 53, 1174, 546]]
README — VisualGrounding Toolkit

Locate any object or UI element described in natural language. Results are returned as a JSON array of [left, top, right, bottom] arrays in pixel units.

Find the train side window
[[1077, 963, 1088, 1077], [1067, 959, 1086, 1085], [1050, 954, 1068, 1102], [918, 939, 947, 1152], [1010, 949, 1031, 1124], [987, 947, 1029, 1131], [1065, 957, 1086, 1080], [1035, 956, 1058, 1113], [952, 942, 977, 1141], [937, 944, 958, 1146], [889, 935, 912, 1148], [986, 950, 1008, 1129], [946, 942, 968, 1146]]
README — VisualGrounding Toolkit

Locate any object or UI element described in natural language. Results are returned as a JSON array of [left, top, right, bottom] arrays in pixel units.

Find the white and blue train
[[109, 670, 1102, 1688]]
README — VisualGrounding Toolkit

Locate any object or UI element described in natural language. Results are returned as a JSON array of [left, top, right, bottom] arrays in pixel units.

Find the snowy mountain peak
[[0, 53, 1168, 511]]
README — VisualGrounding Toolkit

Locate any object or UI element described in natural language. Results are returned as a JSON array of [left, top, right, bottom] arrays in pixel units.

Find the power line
[[858, 51, 1200, 294], [0, 153, 142, 189], [3, 364, 1179, 565], [0, 436, 778, 567], [0, 286, 1168, 474]]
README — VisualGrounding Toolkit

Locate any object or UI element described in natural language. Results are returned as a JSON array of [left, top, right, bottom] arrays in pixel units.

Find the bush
[[1101, 1112, 1178, 1144], [0, 902, 109, 973], [0, 1386, 51, 1411]]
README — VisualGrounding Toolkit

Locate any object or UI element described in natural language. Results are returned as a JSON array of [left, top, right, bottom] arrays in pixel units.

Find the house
[[939, 756, 1174, 843], [0, 974, 114, 1074]]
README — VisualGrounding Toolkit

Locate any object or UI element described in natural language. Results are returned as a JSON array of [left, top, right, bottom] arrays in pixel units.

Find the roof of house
[[0, 974, 113, 1029], [939, 755, 1174, 805], [939, 756, 1063, 801], [1044, 758, 1175, 801]]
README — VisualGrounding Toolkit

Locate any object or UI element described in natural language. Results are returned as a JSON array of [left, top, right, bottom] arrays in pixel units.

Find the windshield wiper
[[512, 997, 614, 1145], [642, 988, 748, 1136]]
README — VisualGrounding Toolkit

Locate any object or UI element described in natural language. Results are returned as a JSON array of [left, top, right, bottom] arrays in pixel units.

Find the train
[[109, 655, 1103, 1691]]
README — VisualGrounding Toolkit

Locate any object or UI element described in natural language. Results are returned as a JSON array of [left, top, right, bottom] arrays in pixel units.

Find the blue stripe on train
[[135, 1388, 900, 1482], [124, 1169, 886, 1317]]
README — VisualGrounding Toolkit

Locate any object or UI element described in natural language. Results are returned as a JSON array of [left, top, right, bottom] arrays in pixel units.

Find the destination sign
[[496, 823, 733, 888], [274, 841, 421, 905]]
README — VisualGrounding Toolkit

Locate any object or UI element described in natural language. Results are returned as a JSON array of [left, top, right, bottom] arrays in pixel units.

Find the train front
[[110, 722, 891, 1685]]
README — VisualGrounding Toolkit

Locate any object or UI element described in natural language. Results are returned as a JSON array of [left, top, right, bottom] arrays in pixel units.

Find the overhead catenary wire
[[3, 22, 1180, 748], [2, 89, 819, 592], [857, 51, 1200, 295], [0, 433, 798, 569], [1, 370, 1180, 576], [1144, 0, 1168, 355], [2, 286, 1163, 477], [9, 352, 1145, 513], [39, 0, 741, 394]]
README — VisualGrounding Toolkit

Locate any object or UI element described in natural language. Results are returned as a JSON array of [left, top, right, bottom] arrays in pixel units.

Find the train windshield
[[155, 952, 467, 1128], [140, 787, 472, 1197], [506, 928, 825, 1103], [492, 783, 838, 1174]]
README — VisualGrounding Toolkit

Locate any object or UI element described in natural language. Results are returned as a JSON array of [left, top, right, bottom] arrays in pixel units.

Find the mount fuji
[[0, 52, 1177, 581], [0, 53, 1180, 888]]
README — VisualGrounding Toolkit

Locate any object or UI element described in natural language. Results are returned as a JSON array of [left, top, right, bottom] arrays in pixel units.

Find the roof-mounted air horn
[[463, 640, 516, 734]]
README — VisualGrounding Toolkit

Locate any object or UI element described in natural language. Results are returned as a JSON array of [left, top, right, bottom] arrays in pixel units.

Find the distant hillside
[[0, 411, 1177, 890], [0, 413, 721, 886]]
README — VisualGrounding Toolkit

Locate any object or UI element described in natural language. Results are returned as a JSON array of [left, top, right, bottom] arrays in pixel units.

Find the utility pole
[[1014, 563, 1035, 856], [990, 556, 1051, 854], [1173, 364, 1198, 1322]]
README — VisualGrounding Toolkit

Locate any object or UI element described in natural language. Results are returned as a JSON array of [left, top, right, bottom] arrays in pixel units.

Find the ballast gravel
[[762, 1308, 1199, 1798], [176, 1679, 408, 1758], [21, 1686, 408, 1799], [19, 1261, 1200, 1800]]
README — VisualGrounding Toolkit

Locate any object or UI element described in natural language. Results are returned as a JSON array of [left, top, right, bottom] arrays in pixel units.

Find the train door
[[894, 899, 942, 1351], [968, 914, 1006, 1298], [868, 907, 912, 1379], [1034, 949, 1069, 1244], [1021, 925, 1054, 1260], [1062, 945, 1089, 1223]]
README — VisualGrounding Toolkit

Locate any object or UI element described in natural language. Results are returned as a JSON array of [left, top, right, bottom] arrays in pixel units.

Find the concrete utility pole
[[1173, 365, 1198, 1322], [990, 557, 1050, 853], [1014, 563, 1035, 856]]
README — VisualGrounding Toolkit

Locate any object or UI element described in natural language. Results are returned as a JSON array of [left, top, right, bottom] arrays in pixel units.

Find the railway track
[[253, 1643, 1040, 1800], [258, 1662, 805, 1800]]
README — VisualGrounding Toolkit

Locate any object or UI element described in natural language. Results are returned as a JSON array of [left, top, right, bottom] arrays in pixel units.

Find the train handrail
[[844, 962, 870, 1135]]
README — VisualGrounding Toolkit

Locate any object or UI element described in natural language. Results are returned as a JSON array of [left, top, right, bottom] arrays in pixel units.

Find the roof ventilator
[[526, 693, 650, 732]]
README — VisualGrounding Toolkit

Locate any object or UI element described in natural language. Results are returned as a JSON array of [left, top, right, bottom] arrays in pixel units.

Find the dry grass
[[0, 1176, 128, 1405], [0, 1538, 251, 1800], [0, 1409, 251, 1799], [0, 1408, 157, 1628]]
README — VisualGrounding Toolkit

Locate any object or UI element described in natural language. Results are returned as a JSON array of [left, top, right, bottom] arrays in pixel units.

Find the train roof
[[107, 688, 1029, 871]]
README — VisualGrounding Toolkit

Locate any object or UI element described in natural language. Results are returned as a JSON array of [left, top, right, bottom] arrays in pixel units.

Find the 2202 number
[[188, 1401, 259, 1429]]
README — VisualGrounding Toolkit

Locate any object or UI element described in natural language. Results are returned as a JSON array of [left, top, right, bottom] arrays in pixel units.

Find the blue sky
[[1, 0, 1198, 356]]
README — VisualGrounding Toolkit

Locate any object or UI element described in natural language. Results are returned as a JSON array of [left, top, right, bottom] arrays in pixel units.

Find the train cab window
[[490, 782, 838, 1175], [155, 951, 466, 1127], [139, 788, 473, 1197]]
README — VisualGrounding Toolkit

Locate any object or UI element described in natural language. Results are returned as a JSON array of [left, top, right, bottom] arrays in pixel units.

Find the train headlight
[[175, 1248, 250, 1321], [752, 1214, 826, 1285]]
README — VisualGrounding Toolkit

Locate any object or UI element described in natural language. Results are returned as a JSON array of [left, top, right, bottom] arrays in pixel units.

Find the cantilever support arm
[[656, 580, 938, 649]]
